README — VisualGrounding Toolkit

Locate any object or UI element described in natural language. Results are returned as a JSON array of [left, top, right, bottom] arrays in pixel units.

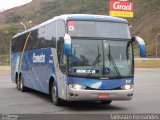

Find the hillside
[[131, 0, 160, 56], [0, 0, 160, 60]]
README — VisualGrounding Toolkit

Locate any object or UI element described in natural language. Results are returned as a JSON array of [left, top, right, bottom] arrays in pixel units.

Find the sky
[[0, 0, 32, 12]]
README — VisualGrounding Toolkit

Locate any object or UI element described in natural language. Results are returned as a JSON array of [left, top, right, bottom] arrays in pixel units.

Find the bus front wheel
[[51, 82, 62, 106], [100, 100, 112, 105]]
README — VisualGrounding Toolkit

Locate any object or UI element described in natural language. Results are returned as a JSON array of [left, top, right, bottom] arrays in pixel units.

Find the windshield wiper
[[93, 54, 101, 66], [93, 45, 101, 66], [108, 44, 121, 79], [86, 46, 101, 77]]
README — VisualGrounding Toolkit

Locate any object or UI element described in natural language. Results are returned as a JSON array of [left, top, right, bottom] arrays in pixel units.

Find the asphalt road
[[0, 69, 160, 114]]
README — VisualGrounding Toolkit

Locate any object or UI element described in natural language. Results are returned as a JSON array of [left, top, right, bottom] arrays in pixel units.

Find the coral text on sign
[[109, 0, 134, 18]]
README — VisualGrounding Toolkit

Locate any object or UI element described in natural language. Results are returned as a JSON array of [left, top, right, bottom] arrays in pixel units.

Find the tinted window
[[12, 22, 57, 53], [12, 34, 27, 52], [68, 21, 131, 39]]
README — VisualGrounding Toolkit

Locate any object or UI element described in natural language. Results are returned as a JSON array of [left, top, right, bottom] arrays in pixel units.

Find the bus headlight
[[121, 85, 133, 90], [68, 84, 86, 90]]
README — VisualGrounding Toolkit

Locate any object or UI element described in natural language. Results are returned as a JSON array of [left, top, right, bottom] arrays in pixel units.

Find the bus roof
[[61, 14, 128, 23], [13, 14, 128, 38]]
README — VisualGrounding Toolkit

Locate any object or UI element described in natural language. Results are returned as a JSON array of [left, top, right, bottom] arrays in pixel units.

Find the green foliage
[[7, 27, 19, 36], [32, 0, 109, 23], [0, 31, 11, 64], [6, 12, 23, 23]]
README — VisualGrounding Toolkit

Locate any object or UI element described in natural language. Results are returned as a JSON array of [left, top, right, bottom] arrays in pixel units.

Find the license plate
[[98, 93, 110, 99]]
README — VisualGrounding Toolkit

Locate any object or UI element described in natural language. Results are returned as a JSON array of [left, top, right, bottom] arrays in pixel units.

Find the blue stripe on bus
[[139, 44, 146, 57], [11, 48, 57, 95]]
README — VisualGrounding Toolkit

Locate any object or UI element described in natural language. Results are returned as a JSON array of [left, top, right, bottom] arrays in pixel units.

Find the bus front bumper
[[67, 88, 133, 101]]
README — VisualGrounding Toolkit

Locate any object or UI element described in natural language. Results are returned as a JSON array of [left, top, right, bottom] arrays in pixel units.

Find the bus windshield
[[68, 21, 133, 79], [68, 39, 133, 79]]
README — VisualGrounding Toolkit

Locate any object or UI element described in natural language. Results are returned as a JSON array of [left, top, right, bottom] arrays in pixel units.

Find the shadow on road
[[62, 101, 127, 112]]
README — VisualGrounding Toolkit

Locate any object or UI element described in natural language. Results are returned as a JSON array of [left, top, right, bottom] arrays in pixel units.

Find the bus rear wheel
[[51, 82, 62, 106], [18, 75, 27, 92], [100, 100, 112, 105], [16, 77, 20, 90]]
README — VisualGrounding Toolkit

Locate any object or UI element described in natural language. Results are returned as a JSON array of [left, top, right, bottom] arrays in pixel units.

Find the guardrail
[[135, 58, 160, 60], [135, 58, 160, 68]]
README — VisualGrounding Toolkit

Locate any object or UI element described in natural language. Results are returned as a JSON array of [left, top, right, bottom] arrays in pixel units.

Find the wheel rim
[[52, 86, 57, 102]]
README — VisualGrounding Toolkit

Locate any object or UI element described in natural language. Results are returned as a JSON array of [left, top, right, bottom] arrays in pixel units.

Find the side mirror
[[64, 34, 72, 56], [132, 36, 146, 57]]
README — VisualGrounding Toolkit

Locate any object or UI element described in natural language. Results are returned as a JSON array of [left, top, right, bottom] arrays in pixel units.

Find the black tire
[[19, 75, 27, 92], [16, 82, 19, 89], [100, 100, 112, 105], [17, 75, 20, 90], [16, 74, 19, 89], [51, 82, 62, 106]]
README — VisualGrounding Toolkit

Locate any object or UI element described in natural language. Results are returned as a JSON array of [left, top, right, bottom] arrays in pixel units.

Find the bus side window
[[57, 39, 66, 73], [57, 20, 66, 73]]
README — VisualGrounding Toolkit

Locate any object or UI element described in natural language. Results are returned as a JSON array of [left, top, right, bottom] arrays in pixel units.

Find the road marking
[[0, 70, 10, 72]]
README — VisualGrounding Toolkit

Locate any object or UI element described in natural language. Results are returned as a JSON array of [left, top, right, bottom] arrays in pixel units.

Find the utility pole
[[20, 21, 32, 31]]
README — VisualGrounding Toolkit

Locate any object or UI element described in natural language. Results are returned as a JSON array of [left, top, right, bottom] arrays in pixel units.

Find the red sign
[[68, 21, 75, 31], [68, 21, 74, 26], [110, 1, 134, 11], [109, 0, 134, 18]]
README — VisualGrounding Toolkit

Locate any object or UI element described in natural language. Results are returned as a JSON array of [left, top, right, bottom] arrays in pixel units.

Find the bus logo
[[33, 53, 45, 63]]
